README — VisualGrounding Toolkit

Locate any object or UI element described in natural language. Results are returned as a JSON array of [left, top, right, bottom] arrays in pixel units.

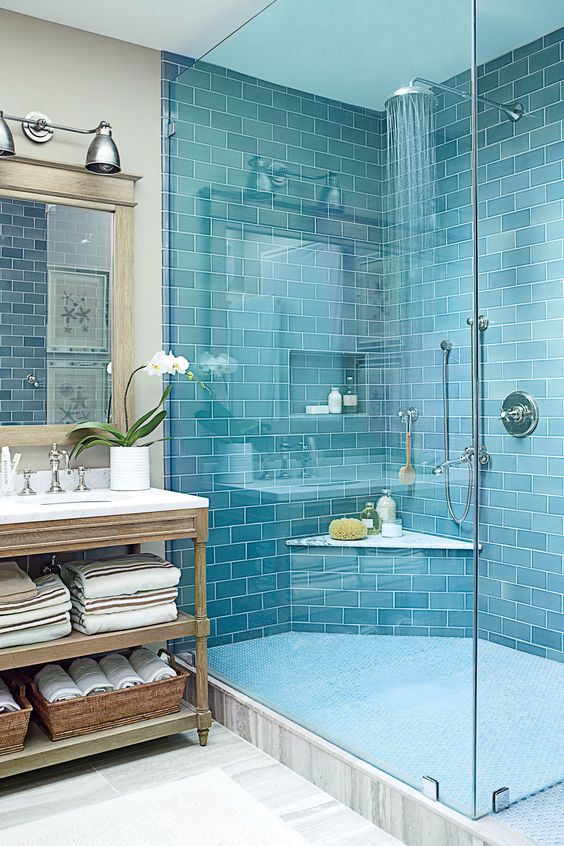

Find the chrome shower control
[[500, 391, 538, 438], [478, 445, 490, 465], [466, 315, 489, 331]]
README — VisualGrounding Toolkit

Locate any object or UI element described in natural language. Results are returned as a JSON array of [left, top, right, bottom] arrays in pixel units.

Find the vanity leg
[[194, 539, 211, 746]]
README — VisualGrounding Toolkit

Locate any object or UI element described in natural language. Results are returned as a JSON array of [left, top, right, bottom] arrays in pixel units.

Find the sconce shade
[[0, 112, 15, 157], [320, 173, 343, 210], [85, 123, 121, 174], [255, 171, 273, 192]]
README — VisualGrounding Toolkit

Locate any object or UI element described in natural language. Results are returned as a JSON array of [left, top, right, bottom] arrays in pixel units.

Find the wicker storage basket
[[23, 650, 187, 742], [0, 678, 32, 755]]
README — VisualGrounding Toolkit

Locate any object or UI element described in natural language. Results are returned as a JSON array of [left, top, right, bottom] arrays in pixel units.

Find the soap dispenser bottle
[[360, 501, 381, 535], [343, 375, 358, 414], [376, 489, 397, 524]]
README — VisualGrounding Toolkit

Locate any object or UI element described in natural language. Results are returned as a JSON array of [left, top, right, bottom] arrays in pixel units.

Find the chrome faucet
[[47, 443, 71, 493]]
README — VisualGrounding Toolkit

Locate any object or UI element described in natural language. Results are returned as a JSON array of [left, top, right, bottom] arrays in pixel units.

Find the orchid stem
[[123, 365, 144, 431]]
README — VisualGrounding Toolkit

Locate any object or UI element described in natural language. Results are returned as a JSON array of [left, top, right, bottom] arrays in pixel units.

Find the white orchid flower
[[168, 352, 190, 374], [142, 350, 173, 376]]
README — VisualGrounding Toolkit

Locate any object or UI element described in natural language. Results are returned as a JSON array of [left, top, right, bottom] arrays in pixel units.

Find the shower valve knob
[[500, 391, 539, 438], [500, 404, 530, 423]]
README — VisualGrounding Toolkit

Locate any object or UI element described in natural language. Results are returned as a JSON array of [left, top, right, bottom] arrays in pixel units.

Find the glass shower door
[[475, 0, 564, 820], [164, 0, 487, 820]]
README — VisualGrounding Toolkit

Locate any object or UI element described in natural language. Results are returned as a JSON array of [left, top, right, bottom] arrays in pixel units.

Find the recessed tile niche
[[289, 350, 368, 416]]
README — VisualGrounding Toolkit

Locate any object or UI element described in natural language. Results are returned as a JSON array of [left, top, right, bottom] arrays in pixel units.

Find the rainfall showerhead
[[384, 84, 436, 110], [396, 76, 525, 123]]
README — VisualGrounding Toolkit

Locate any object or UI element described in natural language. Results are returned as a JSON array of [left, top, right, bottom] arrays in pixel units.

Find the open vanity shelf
[[0, 611, 197, 672], [0, 703, 198, 779], [0, 489, 211, 779]]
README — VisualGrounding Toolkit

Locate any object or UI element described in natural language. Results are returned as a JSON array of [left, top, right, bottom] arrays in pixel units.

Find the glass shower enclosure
[[164, 0, 564, 820]]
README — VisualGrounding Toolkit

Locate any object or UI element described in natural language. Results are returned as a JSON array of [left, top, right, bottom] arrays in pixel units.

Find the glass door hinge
[[167, 121, 176, 138], [493, 787, 510, 813], [421, 776, 439, 801]]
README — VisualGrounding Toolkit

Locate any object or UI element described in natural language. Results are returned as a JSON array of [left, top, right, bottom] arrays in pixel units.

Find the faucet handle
[[19, 469, 37, 497], [74, 466, 90, 492]]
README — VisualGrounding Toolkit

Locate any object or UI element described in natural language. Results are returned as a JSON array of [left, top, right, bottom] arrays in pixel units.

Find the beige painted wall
[[0, 10, 164, 486]]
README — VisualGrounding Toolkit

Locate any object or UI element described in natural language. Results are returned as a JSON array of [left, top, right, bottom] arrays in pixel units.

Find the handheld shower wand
[[436, 340, 473, 525]]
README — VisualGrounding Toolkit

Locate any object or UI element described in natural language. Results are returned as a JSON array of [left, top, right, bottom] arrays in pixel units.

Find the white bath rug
[[3, 767, 309, 846]]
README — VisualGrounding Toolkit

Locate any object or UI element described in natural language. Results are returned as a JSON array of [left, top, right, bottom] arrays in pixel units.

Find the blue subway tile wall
[[0, 198, 46, 424], [478, 31, 564, 661], [163, 27, 564, 659], [384, 30, 564, 661], [162, 52, 389, 647], [291, 548, 473, 636]]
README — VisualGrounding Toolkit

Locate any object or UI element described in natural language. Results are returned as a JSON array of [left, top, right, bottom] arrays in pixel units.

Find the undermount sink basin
[[16, 491, 131, 506]]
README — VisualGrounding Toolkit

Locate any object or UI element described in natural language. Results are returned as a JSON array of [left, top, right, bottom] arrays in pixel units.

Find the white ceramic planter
[[110, 446, 150, 491]]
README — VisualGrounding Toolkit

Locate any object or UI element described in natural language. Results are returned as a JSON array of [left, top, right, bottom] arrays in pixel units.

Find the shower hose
[[441, 349, 473, 525]]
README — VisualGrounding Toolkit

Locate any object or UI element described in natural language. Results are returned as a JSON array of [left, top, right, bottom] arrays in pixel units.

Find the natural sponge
[[329, 518, 367, 541]]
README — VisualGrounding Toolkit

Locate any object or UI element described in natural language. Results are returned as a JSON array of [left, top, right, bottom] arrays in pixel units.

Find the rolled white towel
[[99, 653, 143, 689], [68, 658, 114, 696], [0, 677, 20, 712], [35, 664, 83, 702], [129, 648, 177, 683]]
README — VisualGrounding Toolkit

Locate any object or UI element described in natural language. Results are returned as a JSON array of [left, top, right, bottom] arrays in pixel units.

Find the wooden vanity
[[0, 489, 211, 779]]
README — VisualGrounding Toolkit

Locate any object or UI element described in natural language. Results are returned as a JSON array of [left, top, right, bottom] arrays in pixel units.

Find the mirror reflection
[[0, 200, 112, 425]]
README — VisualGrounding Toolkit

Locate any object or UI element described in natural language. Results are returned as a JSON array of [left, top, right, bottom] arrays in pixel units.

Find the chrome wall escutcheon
[[500, 391, 538, 438]]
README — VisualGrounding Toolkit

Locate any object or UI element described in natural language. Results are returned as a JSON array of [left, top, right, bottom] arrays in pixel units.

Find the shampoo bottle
[[377, 489, 397, 524], [328, 386, 342, 414], [343, 376, 358, 414]]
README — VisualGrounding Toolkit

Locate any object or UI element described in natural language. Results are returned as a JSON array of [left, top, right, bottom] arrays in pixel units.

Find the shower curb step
[[180, 660, 538, 846]]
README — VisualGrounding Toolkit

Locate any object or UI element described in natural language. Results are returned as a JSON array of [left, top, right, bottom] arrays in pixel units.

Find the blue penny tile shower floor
[[499, 782, 564, 846], [205, 633, 564, 818]]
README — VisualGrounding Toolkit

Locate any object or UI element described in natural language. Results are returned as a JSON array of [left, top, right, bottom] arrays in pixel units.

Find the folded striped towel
[[99, 653, 143, 689], [0, 617, 71, 650], [68, 658, 114, 696], [0, 677, 20, 713], [0, 600, 71, 632], [35, 664, 83, 702], [69, 585, 178, 615], [0, 561, 37, 604], [129, 648, 177, 683], [62, 554, 181, 599], [0, 573, 68, 616], [70, 602, 177, 636], [0, 609, 70, 636]]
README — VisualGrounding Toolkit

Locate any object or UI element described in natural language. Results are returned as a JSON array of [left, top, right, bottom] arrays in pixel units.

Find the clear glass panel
[[165, 0, 479, 817], [476, 3, 564, 820]]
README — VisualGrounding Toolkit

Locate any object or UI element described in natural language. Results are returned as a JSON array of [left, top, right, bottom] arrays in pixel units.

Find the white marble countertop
[[287, 531, 474, 551], [0, 479, 208, 526]]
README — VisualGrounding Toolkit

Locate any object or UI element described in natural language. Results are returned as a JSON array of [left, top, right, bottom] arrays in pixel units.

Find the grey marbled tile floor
[[0, 723, 402, 846]]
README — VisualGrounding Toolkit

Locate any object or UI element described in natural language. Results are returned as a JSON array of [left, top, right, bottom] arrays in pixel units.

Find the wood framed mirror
[[0, 157, 139, 445]]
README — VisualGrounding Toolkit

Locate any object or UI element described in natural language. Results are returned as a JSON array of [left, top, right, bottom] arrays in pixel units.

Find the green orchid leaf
[[68, 421, 125, 440], [125, 385, 173, 441], [70, 436, 123, 461], [137, 437, 172, 448], [124, 410, 167, 446]]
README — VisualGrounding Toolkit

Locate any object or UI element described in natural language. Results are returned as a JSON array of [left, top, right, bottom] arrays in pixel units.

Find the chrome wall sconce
[[248, 155, 343, 210], [0, 110, 121, 174]]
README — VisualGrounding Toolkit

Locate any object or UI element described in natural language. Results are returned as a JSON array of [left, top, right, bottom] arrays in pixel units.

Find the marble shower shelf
[[286, 531, 475, 551]]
